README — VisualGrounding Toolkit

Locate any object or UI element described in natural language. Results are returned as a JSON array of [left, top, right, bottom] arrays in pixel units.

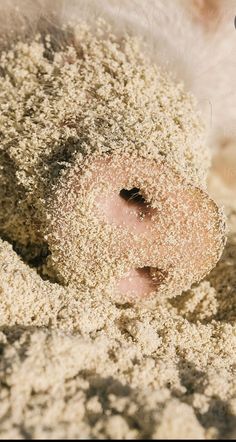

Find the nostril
[[96, 186, 154, 233], [116, 266, 168, 299], [119, 188, 146, 205]]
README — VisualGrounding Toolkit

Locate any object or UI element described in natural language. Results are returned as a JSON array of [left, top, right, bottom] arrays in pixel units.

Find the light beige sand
[[0, 21, 235, 441]]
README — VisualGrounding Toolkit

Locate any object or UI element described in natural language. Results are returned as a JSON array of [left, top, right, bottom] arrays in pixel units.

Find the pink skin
[[116, 267, 157, 299], [98, 187, 155, 234]]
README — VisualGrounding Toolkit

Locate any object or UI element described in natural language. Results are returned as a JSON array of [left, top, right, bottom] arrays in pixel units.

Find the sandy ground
[[0, 145, 235, 440]]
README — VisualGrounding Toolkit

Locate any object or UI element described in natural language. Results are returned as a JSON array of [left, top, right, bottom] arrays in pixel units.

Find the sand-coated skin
[[47, 153, 225, 300]]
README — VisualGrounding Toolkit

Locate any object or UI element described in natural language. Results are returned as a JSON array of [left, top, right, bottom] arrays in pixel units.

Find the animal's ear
[[182, 0, 234, 31]]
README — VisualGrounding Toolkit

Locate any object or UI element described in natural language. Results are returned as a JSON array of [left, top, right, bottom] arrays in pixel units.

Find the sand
[[0, 22, 235, 441]]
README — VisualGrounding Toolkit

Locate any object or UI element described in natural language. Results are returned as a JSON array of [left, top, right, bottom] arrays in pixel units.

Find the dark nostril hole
[[116, 266, 169, 299], [119, 188, 146, 205], [138, 266, 168, 286]]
